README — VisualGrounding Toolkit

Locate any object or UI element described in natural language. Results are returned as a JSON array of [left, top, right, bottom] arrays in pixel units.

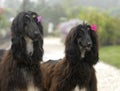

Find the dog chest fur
[[27, 83, 39, 91], [25, 37, 33, 55], [73, 85, 86, 91], [22, 69, 40, 91]]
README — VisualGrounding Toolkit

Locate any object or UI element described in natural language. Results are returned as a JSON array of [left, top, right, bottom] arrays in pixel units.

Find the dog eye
[[25, 15, 31, 23], [25, 15, 31, 24], [87, 27, 90, 30], [33, 15, 36, 18], [78, 34, 82, 38], [25, 15, 30, 19]]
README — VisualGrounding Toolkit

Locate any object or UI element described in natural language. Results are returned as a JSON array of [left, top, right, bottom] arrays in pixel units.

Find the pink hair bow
[[90, 24, 97, 31], [37, 16, 42, 23]]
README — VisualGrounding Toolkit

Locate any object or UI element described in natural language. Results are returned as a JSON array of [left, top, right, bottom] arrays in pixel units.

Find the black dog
[[0, 11, 44, 91], [41, 23, 99, 91]]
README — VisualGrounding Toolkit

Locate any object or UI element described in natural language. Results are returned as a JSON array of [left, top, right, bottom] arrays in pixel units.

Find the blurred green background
[[0, 0, 120, 68]]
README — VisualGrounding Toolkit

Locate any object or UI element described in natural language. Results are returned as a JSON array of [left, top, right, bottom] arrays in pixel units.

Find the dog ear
[[11, 35, 26, 61], [65, 27, 80, 64], [32, 40, 44, 62], [11, 12, 26, 36], [10, 13, 26, 61], [85, 25, 99, 65]]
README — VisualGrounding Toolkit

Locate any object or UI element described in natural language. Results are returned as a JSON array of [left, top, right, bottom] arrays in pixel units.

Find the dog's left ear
[[32, 40, 44, 62], [85, 25, 99, 65]]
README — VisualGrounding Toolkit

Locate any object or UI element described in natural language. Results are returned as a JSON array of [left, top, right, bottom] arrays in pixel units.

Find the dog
[[41, 23, 99, 91], [0, 11, 44, 91]]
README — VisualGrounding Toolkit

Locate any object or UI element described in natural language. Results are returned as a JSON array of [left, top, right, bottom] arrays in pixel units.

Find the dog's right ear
[[11, 35, 26, 61], [11, 12, 26, 36], [10, 13, 26, 60], [65, 27, 80, 64]]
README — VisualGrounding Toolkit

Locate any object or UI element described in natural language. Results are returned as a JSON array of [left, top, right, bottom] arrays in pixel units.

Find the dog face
[[27, 11, 43, 35], [65, 23, 98, 62], [11, 11, 42, 42], [73, 24, 93, 58], [11, 11, 44, 61], [24, 13, 42, 41], [76, 24, 92, 51]]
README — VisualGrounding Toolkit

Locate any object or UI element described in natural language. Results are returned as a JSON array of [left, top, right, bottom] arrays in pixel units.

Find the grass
[[99, 46, 120, 69]]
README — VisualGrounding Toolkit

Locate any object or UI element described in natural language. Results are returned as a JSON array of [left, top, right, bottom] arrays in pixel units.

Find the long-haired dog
[[41, 23, 99, 91], [0, 11, 44, 91]]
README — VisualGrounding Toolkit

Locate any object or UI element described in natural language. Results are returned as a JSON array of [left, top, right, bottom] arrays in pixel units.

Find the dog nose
[[87, 42, 92, 47], [34, 31, 40, 36]]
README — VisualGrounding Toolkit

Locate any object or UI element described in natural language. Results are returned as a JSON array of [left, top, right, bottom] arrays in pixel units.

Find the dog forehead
[[27, 11, 38, 18], [77, 26, 87, 32], [24, 14, 36, 22], [28, 11, 37, 15], [25, 13, 33, 18]]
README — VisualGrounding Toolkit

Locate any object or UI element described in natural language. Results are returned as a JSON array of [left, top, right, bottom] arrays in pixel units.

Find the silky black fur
[[0, 11, 44, 91], [41, 23, 99, 91]]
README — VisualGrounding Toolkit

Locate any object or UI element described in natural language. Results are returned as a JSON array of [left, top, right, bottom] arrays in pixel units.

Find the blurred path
[[44, 37, 120, 91], [95, 62, 120, 91], [0, 37, 120, 91], [43, 37, 64, 61]]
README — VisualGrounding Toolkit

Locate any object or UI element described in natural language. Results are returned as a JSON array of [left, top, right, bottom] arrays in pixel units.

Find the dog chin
[[80, 47, 91, 58], [28, 36, 39, 42], [85, 47, 91, 51], [32, 39, 39, 42], [81, 50, 86, 58]]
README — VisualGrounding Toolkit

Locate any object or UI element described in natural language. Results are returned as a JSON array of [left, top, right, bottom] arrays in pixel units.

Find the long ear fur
[[32, 40, 44, 62], [11, 12, 27, 61], [85, 28, 99, 65], [11, 12, 26, 35], [11, 35, 26, 61], [65, 27, 81, 65]]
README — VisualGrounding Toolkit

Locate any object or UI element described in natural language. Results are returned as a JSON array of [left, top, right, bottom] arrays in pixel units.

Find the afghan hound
[[41, 23, 99, 91], [0, 11, 44, 91]]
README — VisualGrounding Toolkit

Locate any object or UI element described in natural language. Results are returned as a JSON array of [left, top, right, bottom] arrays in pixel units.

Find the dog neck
[[81, 49, 86, 58], [79, 46, 86, 59], [25, 37, 34, 56]]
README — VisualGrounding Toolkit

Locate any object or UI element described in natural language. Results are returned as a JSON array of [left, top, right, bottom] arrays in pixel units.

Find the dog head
[[76, 24, 92, 50], [11, 11, 43, 41], [27, 11, 43, 36], [65, 23, 98, 64], [11, 11, 44, 62]]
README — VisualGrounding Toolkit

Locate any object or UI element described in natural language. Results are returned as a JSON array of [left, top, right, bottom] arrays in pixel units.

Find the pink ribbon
[[90, 24, 97, 31], [37, 16, 42, 23]]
